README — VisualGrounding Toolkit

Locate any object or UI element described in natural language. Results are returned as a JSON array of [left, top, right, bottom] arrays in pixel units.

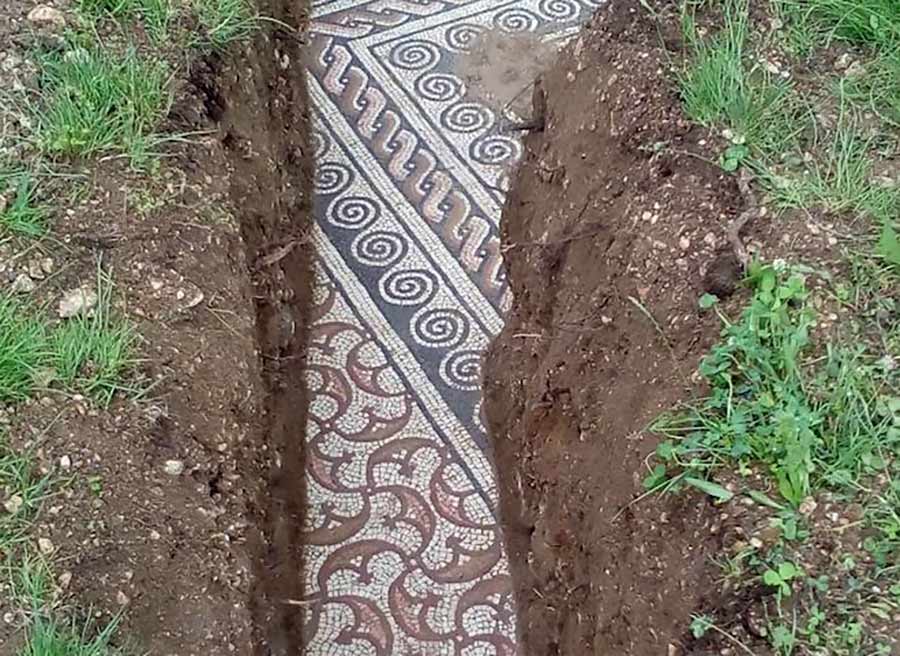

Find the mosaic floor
[[303, 1, 600, 653]]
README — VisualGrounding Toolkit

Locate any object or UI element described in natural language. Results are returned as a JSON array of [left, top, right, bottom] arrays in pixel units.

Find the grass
[[34, 44, 169, 163], [678, 0, 804, 159], [0, 264, 136, 405], [765, 110, 900, 225], [194, 0, 260, 48], [2, 451, 123, 656], [658, 0, 900, 637], [0, 296, 48, 403], [0, 441, 51, 555], [0, 173, 47, 237], [77, 0, 176, 42], [50, 265, 138, 405], [18, 614, 123, 656], [775, 0, 900, 51]]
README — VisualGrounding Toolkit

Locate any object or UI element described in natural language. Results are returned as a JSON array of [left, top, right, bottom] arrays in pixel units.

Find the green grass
[[0, 173, 47, 237], [0, 264, 136, 405], [0, 296, 48, 403], [77, 0, 176, 42], [50, 265, 138, 405], [18, 614, 123, 656], [679, 0, 804, 158], [0, 442, 51, 555], [842, 50, 900, 126], [766, 115, 900, 225], [647, 263, 897, 506], [34, 44, 169, 163], [775, 0, 900, 50], [194, 0, 259, 48]]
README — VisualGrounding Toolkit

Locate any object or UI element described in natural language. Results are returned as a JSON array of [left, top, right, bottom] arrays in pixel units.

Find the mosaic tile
[[304, 1, 598, 652]]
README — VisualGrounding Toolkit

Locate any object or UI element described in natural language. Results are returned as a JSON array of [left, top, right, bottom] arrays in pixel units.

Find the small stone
[[59, 455, 72, 469], [3, 495, 23, 514], [38, 537, 55, 555], [749, 537, 763, 549], [845, 61, 866, 78], [566, 71, 576, 82], [163, 459, 185, 476], [116, 590, 130, 606], [703, 232, 717, 247], [41, 258, 54, 275], [150, 279, 164, 291], [27, 260, 46, 280], [799, 496, 817, 516], [641, 211, 653, 221], [58, 571, 72, 589], [835, 53, 852, 70], [149, 530, 161, 540], [679, 236, 691, 251], [27, 5, 66, 27], [58, 286, 98, 318], [11, 273, 36, 293]]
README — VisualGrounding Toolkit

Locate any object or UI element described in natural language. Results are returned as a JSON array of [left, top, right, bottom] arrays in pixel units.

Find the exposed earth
[[0, 0, 311, 654]]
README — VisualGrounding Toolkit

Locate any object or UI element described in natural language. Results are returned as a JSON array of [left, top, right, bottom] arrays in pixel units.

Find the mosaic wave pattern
[[303, 1, 600, 652]]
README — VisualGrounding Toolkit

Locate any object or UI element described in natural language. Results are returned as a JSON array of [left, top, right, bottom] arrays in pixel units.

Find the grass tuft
[[0, 442, 51, 555], [77, 0, 176, 42], [34, 44, 169, 162], [194, 0, 259, 48], [19, 614, 123, 656], [679, 0, 804, 158], [51, 265, 138, 406], [0, 172, 47, 237], [765, 108, 900, 224], [0, 296, 48, 403]]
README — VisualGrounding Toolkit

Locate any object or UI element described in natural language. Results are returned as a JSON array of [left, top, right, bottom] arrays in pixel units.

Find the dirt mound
[[484, 1, 755, 653]]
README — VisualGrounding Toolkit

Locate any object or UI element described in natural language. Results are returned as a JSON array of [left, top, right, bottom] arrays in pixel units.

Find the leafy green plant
[[763, 561, 804, 597]]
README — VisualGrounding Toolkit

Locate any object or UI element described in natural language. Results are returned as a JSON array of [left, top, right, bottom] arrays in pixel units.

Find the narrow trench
[[204, 0, 606, 654]]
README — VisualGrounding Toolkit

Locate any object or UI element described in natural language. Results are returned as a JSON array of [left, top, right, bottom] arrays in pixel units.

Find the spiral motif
[[538, 0, 581, 20], [329, 195, 380, 230], [444, 23, 484, 52], [415, 73, 464, 103], [493, 8, 540, 32], [314, 163, 352, 195], [380, 269, 438, 306], [353, 231, 407, 268], [441, 103, 492, 134], [442, 350, 481, 391], [412, 309, 469, 349], [312, 129, 329, 160], [470, 135, 520, 166], [390, 40, 441, 71]]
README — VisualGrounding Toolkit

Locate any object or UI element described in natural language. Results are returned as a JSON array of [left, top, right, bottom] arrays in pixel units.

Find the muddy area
[[483, 1, 794, 652], [0, 0, 312, 653]]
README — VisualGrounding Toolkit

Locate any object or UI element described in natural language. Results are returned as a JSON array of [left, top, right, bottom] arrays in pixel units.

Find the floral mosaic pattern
[[303, 0, 599, 652]]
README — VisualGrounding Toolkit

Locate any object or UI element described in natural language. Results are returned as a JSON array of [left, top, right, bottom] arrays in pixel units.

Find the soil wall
[[484, 2, 748, 653]]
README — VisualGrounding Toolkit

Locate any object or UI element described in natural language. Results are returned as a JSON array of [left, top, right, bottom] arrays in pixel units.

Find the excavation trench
[[191, 1, 314, 651], [201, 0, 751, 654]]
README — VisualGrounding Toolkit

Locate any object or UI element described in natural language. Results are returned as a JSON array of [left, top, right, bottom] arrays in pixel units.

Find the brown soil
[[0, 1, 312, 654], [483, 1, 793, 653]]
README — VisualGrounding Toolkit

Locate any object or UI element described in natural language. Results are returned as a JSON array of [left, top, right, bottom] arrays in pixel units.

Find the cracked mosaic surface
[[303, 1, 598, 652]]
